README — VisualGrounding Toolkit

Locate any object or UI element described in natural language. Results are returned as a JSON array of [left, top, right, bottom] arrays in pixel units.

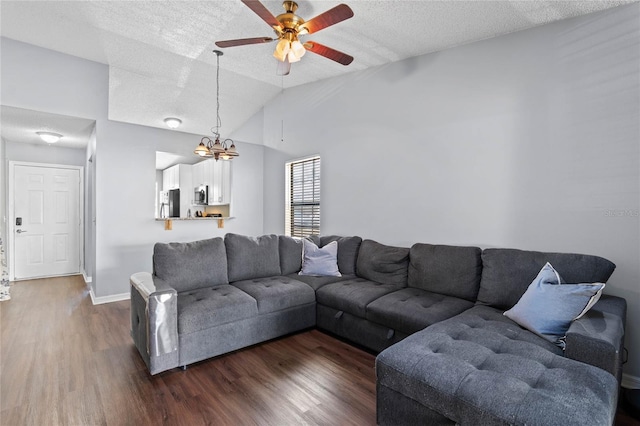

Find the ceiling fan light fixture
[[216, 1, 354, 72], [290, 40, 306, 58], [276, 57, 292, 76], [287, 50, 301, 63], [36, 131, 62, 144], [274, 38, 291, 61]]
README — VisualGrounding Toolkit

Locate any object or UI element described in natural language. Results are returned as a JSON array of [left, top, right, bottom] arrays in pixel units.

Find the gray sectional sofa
[[130, 233, 627, 425]]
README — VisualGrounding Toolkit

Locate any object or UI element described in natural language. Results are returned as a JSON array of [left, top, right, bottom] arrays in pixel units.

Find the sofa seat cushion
[[232, 276, 315, 314], [366, 288, 474, 335], [177, 285, 258, 335], [316, 277, 403, 317], [376, 305, 618, 426], [286, 273, 355, 291]]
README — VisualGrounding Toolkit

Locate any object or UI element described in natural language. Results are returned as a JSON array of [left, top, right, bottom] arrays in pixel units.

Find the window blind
[[287, 157, 320, 237]]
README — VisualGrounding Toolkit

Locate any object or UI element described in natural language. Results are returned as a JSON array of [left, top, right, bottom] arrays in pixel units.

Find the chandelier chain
[[216, 50, 221, 134], [194, 49, 238, 160]]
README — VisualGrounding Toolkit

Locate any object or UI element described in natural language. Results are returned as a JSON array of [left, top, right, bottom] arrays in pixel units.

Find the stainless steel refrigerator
[[168, 189, 180, 218]]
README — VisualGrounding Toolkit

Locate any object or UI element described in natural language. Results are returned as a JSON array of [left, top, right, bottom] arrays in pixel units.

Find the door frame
[[8, 161, 84, 281]]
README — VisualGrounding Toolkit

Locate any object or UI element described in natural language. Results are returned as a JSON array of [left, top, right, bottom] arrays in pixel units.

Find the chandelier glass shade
[[194, 50, 239, 161], [195, 136, 239, 161]]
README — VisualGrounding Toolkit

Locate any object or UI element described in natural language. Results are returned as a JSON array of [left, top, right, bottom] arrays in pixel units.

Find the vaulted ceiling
[[1, 1, 633, 143]]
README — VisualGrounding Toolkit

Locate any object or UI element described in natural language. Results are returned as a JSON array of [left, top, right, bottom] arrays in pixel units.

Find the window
[[285, 156, 320, 237]]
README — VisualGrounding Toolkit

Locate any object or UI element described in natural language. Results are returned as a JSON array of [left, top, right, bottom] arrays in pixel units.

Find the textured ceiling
[[1, 106, 95, 149], [0, 1, 634, 141]]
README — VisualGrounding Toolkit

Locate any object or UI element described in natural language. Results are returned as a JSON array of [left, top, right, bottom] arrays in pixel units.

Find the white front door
[[12, 164, 81, 280]]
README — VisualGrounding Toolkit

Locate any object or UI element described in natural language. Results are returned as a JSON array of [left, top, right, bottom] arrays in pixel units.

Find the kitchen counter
[[155, 217, 233, 221], [156, 217, 234, 229]]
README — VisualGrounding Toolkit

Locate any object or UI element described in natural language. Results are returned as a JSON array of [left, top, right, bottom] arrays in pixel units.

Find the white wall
[[4, 141, 86, 166], [1, 38, 265, 300], [258, 5, 640, 381], [85, 126, 97, 290], [95, 120, 264, 297], [0, 137, 6, 254]]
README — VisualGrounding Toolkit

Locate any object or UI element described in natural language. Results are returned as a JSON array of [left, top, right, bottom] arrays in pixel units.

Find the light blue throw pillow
[[299, 239, 341, 277], [504, 262, 605, 349]]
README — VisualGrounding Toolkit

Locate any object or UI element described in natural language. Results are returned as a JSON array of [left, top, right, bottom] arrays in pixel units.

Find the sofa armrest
[[130, 272, 179, 374], [565, 295, 626, 382]]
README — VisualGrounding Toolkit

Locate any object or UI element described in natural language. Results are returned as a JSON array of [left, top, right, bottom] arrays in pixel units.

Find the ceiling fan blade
[[300, 4, 354, 35], [215, 37, 274, 48], [304, 42, 354, 66], [241, 0, 282, 29]]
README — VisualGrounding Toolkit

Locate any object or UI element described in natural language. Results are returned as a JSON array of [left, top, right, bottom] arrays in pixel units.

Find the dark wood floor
[[1, 276, 376, 425], [1, 276, 637, 425]]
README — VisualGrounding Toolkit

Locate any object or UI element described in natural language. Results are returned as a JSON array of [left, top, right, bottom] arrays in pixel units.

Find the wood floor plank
[[1, 276, 633, 425], [0, 277, 377, 425]]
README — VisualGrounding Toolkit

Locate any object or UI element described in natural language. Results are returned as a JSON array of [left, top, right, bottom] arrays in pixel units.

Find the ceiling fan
[[216, 0, 354, 75]]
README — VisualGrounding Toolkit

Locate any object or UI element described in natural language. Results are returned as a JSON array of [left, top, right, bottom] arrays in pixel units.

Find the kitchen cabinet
[[218, 160, 232, 204], [163, 164, 193, 192], [209, 160, 231, 205], [162, 164, 182, 190], [192, 161, 205, 187], [162, 164, 192, 217], [192, 159, 232, 205]]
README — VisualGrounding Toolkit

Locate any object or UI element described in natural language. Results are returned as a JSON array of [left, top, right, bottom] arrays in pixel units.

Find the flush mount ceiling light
[[194, 50, 239, 161], [215, 1, 354, 76], [164, 117, 182, 129], [36, 131, 62, 144]]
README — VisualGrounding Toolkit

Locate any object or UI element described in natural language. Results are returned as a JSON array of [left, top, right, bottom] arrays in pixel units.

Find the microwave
[[194, 185, 208, 205]]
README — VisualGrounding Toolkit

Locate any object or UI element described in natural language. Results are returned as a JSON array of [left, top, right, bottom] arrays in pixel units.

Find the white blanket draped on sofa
[[0, 236, 10, 301]]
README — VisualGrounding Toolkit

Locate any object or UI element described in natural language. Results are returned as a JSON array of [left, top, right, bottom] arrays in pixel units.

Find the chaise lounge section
[[129, 233, 627, 425]]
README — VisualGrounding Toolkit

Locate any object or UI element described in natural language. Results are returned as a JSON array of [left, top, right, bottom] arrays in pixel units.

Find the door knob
[[16, 229, 27, 233]]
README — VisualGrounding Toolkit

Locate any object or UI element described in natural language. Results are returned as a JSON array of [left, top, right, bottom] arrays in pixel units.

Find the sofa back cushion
[[320, 235, 362, 275], [477, 248, 616, 310], [356, 239, 409, 287], [225, 233, 281, 282], [279, 235, 303, 275], [153, 237, 228, 293], [408, 243, 482, 302]]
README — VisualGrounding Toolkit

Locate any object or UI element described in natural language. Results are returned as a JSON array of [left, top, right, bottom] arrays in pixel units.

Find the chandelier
[[194, 50, 239, 161]]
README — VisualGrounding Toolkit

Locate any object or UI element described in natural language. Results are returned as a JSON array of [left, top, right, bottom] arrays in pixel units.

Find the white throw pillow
[[299, 239, 341, 277]]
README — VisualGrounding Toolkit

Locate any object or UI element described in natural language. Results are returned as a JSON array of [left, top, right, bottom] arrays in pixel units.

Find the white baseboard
[[82, 270, 92, 284], [89, 287, 129, 305], [622, 373, 640, 389]]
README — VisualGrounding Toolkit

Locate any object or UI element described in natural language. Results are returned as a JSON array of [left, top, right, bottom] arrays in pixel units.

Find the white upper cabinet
[[162, 164, 191, 190], [192, 161, 205, 187], [169, 160, 231, 207], [192, 159, 231, 206], [209, 160, 231, 205], [162, 165, 181, 190]]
